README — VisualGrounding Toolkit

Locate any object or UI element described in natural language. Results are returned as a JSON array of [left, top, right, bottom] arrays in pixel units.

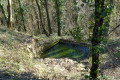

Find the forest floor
[[0, 27, 120, 80]]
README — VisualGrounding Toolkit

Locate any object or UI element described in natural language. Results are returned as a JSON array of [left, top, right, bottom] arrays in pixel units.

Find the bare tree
[[0, 0, 7, 25], [18, 0, 27, 32], [44, 0, 52, 35], [35, 0, 49, 36], [8, 0, 12, 29], [54, 0, 61, 36]]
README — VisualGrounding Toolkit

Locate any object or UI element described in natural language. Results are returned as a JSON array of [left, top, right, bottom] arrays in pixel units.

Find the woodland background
[[0, 0, 120, 38], [0, 0, 120, 80]]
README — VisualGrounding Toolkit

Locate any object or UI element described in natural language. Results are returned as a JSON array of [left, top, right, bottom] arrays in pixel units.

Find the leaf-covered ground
[[0, 27, 120, 80]]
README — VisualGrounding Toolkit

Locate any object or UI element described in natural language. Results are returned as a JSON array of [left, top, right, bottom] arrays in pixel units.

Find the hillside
[[0, 27, 120, 80]]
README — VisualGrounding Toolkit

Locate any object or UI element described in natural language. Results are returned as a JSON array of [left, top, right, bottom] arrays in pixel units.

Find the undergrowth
[[0, 27, 120, 80]]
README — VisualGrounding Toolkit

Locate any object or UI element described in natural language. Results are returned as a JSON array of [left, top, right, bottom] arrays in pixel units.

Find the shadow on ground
[[0, 70, 46, 80], [99, 39, 120, 79]]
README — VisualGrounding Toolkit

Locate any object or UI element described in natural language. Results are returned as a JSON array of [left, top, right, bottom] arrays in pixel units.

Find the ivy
[[80, 0, 114, 79], [69, 25, 83, 42]]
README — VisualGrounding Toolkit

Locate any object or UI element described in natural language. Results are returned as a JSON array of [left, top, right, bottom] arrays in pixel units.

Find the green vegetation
[[0, 0, 120, 80], [42, 43, 86, 58]]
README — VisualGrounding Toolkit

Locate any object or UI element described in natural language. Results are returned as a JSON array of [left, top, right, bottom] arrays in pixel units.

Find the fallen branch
[[109, 24, 120, 35]]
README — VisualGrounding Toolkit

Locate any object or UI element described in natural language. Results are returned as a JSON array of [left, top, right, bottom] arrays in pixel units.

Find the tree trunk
[[44, 0, 52, 35], [54, 0, 61, 36], [33, 6, 40, 30], [35, 0, 49, 36], [73, 0, 78, 26], [90, 0, 105, 79], [18, 0, 27, 32], [110, 0, 114, 5], [8, 0, 12, 29], [0, 3, 7, 25]]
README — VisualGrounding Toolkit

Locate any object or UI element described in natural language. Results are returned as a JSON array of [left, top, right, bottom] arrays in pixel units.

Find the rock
[[26, 37, 60, 58]]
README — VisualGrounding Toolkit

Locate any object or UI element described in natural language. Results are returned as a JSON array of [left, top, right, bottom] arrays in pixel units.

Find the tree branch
[[109, 24, 120, 35]]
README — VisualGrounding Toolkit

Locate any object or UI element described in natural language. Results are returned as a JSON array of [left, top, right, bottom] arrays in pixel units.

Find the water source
[[42, 42, 89, 59]]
